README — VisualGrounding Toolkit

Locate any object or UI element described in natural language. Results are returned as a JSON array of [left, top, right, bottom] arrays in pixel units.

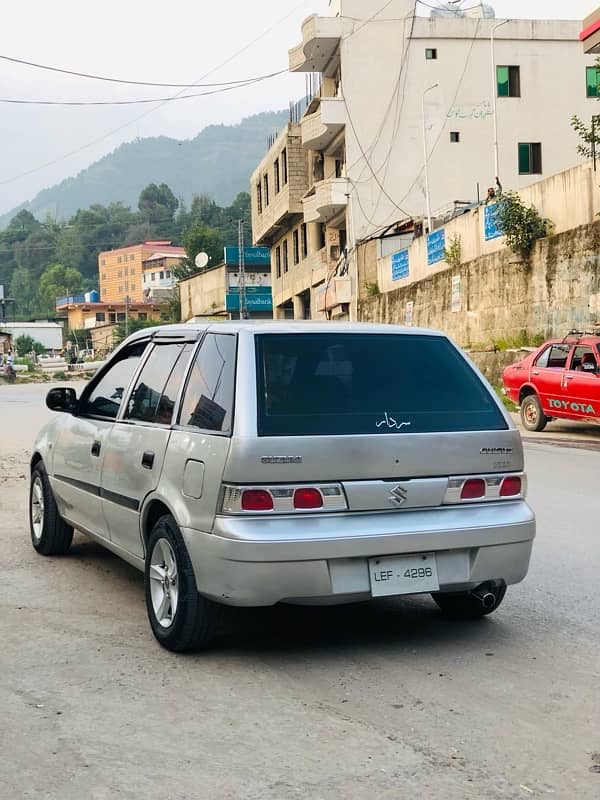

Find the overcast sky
[[0, 0, 596, 215]]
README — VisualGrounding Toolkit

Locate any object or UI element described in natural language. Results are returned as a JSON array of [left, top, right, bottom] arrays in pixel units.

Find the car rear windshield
[[256, 333, 507, 437]]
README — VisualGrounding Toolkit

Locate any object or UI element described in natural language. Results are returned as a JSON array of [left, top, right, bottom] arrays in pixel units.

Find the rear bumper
[[182, 502, 535, 606]]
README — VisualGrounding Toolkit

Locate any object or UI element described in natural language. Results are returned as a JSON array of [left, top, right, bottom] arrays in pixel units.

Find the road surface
[[1, 384, 598, 799]]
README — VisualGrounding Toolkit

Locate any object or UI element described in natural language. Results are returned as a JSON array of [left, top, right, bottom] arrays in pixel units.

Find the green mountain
[[0, 110, 287, 228]]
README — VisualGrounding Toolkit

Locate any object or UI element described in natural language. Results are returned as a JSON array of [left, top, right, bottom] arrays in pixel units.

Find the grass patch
[[494, 384, 518, 412]]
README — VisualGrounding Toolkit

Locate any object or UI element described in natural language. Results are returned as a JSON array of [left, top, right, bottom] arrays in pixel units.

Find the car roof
[[543, 335, 600, 346], [126, 321, 448, 342]]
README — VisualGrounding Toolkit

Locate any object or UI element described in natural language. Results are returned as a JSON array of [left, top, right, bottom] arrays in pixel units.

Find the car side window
[[80, 342, 148, 419], [540, 344, 570, 370], [178, 334, 236, 433], [125, 343, 193, 425], [534, 347, 550, 369], [571, 346, 597, 372]]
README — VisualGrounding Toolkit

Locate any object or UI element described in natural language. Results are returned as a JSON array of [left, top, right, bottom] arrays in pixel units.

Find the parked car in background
[[502, 332, 600, 432], [29, 323, 535, 652]]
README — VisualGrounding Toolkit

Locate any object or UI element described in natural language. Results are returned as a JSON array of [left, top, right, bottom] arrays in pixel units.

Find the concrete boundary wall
[[359, 220, 600, 348]]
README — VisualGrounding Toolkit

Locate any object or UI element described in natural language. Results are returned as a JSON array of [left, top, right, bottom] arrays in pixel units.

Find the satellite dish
[[195, 252, 209, 270]]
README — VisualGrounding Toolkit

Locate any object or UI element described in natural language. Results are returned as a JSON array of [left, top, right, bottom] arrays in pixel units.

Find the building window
[[518, 142, 542, 175], [130, 268, 135, 275], [425, 48, 437, 60], [130, 254, 135, 261], [256, 181, 263, 214], [166, 270, 171, 278], [109, 312, 116, 323], [151, 273, 156, 281], [450, 131, 460, 143], [118, 285, 123, 294], [117, 256, 122, 264], [586, 66, 600, 97], [274, 158, 280, 194], [125, 281, 129, 291], [124, 267, 129, 276], [275, 246, 282, 278], [263, 174, 270, 207], [497, 65, 520, 97], [301, 223, 308, 259], [117, 312, 126, 322], [138, 312, 147, 321], [282, 148, 288, 184], [283, 240, 289, 273], [293, 230, 300, 265], [102, 273, 106, 281], [95, 312, 106, 322], [159, 271, 165, 280], [143, 274, 147, 283], [101, 259, 106, 266]]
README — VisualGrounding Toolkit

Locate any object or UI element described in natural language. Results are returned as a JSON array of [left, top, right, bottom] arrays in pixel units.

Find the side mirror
[[46, 387, 78, 413]]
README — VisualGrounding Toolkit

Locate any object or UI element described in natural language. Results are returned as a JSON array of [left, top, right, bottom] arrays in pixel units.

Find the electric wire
[[0, 53, 289, 89], [0, 71, 288, 106]]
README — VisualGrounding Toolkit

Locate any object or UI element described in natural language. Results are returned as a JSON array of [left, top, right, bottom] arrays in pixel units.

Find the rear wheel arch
[[141, 499, 174, 551], [30, 452, 43, 471], [518, 384, 538, 405]]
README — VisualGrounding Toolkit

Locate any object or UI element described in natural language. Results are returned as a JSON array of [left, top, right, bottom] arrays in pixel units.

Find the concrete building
[[251, 0, 599, 320], [99, 241, 185, 304], [179, 247, 273, 322], [56, 300, 165, 331]]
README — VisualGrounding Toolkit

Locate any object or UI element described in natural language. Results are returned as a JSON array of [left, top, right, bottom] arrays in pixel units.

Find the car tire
[[144, 514, 225, 652], [29, 462, 74, 556], [432, 584, 507, 618], [520, 394, 547, 432]]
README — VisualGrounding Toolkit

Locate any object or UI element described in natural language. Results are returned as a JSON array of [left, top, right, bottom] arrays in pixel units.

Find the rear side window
[[125, 343, 193, 425], [538, 344, 570, 369], [178, 334, 236, 433], [256, 333, 507, 436]]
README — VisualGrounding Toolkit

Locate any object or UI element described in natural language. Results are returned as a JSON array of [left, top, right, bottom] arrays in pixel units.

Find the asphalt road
[[1, 384, 599, 800]]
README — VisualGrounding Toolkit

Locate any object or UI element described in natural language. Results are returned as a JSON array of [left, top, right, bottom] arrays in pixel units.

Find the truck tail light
[[221, 484, 346, 515]]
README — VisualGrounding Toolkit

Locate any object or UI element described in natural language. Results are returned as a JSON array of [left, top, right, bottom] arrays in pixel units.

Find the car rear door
[[100, 339, 197, 559], [51, 341, 148, 539], [530, 343, 571, 416], [560, 345, 600, 420]]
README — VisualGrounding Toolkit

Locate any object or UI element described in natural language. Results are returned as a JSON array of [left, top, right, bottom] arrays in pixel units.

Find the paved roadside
[[511, 412, 600, 451]]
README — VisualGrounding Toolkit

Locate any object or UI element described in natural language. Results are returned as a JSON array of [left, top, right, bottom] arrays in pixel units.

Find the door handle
[[141, 451, 155, 470], [565, 375, 575, 381], [532, 370, 540, 376], [91, 440, 101, 457]]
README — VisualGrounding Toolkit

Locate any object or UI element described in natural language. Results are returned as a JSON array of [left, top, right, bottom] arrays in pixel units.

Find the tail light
[[460, 479, 486, 500], [221, 483, 346, 515], [444, 473, 526, 505], [241, 490, 274, 512]]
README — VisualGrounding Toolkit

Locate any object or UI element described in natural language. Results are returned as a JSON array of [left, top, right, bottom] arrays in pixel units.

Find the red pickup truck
[[502, 333, 600, 432]]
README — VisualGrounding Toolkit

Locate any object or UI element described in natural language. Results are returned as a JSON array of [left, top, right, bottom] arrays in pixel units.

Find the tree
[[38, 263, 84, 311], [138, 183, 179, 224], [9, 266, 36, 315], [15, 334, 45, 357], [174, 221, 224, 279], [113, 318, 157, 344], [570, 114, 600, 159]]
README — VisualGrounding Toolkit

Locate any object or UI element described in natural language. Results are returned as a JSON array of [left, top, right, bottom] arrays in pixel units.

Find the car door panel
[[101, 424, 171, 558], [532, 344, 571, 416], [51, 417, 112, 538], [561, 346, 600, 419]]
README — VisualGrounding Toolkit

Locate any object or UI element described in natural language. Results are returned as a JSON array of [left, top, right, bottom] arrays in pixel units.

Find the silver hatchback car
[[30, 322, 535, 651]]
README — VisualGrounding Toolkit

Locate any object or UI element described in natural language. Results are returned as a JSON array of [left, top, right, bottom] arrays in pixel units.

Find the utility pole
[[422, 83, 438, 235], [125, 294, 129, 338], [491, 19, 511, 182], [238, 220, 248, 320]]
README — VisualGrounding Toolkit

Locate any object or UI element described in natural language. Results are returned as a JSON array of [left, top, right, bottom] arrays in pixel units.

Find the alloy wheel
[[149, 537, 179, 628], [31, 476, 45, 543]]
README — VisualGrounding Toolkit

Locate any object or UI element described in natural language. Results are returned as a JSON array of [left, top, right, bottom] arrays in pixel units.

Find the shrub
[[495, 192, 552, 260]]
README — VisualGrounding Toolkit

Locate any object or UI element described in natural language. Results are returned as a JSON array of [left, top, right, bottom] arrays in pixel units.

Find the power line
[[0, 0, 312, 188], [0, 71, 287, 106], [0, 53, 287, 89]]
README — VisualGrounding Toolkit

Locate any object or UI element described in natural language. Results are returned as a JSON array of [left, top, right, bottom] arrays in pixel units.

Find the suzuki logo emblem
[[388, 485, 408, 507]]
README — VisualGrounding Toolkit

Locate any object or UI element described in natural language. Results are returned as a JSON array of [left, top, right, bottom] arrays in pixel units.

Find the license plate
[[369, 553, 439, 597]]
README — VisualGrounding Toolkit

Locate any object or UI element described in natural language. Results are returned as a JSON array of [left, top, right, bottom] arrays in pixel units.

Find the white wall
[[341, 17, 596, 242]]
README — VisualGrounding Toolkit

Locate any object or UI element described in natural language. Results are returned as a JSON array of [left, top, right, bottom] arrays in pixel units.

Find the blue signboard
[[224, 246, 271, 266], [427, 229, 446, 266], [484, 203, 503, 241], [391, 249, 409, 281], [226, 286, 273, 312]]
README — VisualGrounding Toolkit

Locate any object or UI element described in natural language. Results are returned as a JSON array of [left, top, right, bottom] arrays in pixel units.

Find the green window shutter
[[518, 143, 531, 174], [586, 66, 600, 98], [497, 66, 509, 97]]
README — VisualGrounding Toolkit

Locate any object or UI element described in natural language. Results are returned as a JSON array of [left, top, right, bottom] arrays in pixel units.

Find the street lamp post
[[422, 83, 438, 234], [491, 19, 511, 182]]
